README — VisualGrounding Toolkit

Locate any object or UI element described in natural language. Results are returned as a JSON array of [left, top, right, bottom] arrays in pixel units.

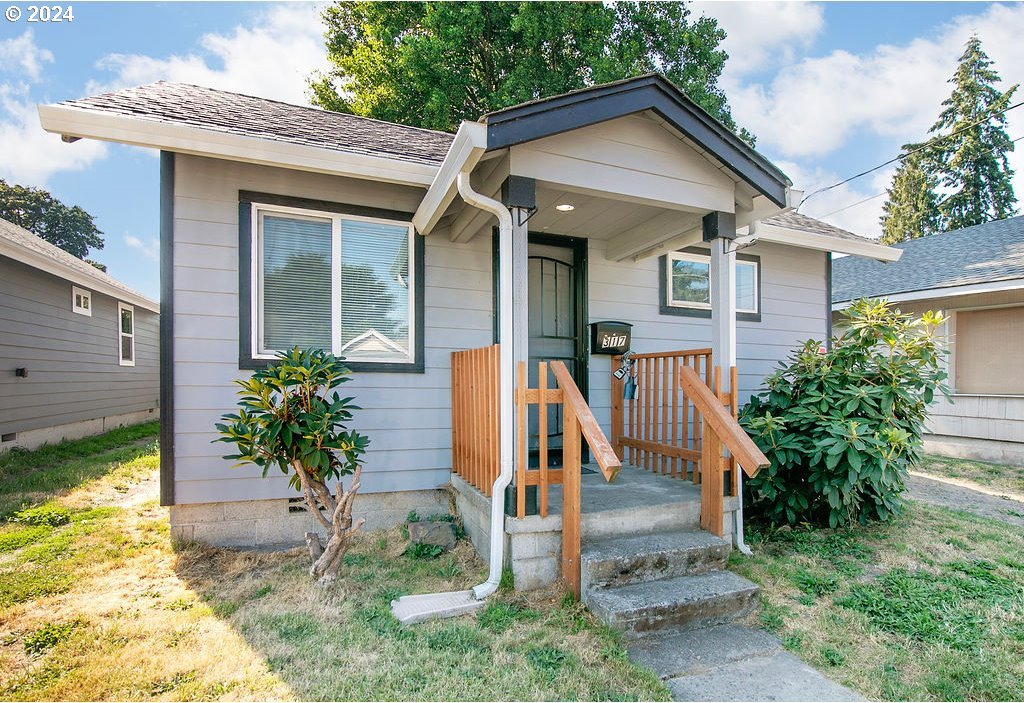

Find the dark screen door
[[527, 242, 582, 465]]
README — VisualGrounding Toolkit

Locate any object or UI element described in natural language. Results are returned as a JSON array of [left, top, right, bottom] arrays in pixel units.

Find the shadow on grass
[[171, 530, 668, 702]]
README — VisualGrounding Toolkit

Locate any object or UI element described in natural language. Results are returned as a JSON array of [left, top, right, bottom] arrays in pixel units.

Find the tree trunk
[[302, 465, 365, 585]]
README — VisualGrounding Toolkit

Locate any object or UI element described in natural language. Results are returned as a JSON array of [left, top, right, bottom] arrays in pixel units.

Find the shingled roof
[[832, 215, 1024, 303], [763, 211, 873, 243], [59, 82, 455, 166], [0, 217, 157, 310]]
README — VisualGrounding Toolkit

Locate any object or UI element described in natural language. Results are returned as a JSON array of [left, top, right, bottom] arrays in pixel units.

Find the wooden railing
[[516, 359, 621, 597], [680, 365, 769, 535], [610, 349, 714, 482], [609, 349, 768, 537], [451, 344, 500, 496]]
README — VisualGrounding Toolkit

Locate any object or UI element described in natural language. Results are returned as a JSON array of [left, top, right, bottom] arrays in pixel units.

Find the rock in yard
[[408, 521, 456, 551]]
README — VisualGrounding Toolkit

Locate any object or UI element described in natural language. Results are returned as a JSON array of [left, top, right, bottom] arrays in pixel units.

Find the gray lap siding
[[171, 155, 492, 505], [171, 155, 827, 505], [0, 256, 159, 434]]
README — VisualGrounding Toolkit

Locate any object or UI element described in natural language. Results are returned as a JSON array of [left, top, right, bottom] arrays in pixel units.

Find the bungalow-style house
[[833, 215, 1024, 466], [0, 217, 159, 451], [39, 75, 898, 627]]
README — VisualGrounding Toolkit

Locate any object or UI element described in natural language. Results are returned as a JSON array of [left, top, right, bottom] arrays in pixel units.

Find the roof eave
[[755, 221, 902, 262], [38, 103, 439, 188], [833, 275, 1024, 309], [0, 237, 159, 312], [412, 121, 488, 235]]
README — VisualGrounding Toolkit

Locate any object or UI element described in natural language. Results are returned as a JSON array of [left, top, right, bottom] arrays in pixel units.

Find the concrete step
[[581, 530, 730, 592], [585, 570, 759, 638], [580, 495, 701, 539]]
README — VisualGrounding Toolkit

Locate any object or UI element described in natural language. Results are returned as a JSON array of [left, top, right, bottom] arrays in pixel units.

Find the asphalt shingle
[[832, 215, 1024, 302], [763, 211, 873, 243], [60, 81, 455, 166]]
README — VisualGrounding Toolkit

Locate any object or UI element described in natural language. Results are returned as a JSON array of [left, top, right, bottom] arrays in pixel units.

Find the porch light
[[555, 203, 575, 212]]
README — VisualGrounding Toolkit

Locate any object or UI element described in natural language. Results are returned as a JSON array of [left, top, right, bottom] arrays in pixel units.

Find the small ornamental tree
[[215, 348, 369, 583], [740, 299, 948, 528]]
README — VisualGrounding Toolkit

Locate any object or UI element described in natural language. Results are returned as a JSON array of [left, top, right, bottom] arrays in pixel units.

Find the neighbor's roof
[[832, 215, 1024, 303], [0, 217, 159, 312], [56, 81, 455, 167], [763, 211, 873, 244]]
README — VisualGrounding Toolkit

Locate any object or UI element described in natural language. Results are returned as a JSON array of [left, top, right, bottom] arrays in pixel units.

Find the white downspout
[[457, 171, 515, 600]]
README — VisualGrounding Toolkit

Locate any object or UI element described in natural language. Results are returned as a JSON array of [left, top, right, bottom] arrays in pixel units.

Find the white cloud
[[730, 3, 1024, 159], [124, 234, 159, 261], [0, 31, 54, 82], [0, 84, 107, 185], [695, 1, 825, 78], [90, 3, 329, 104]]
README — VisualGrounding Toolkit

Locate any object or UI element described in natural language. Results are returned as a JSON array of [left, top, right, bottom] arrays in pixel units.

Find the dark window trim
[[237, 191, 424, 373], [659, 246, 762, 323], [159, 151, 175, 506]]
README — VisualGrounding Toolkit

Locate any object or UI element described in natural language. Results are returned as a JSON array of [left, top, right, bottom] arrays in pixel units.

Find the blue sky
[[2, 1, 1022, 301]]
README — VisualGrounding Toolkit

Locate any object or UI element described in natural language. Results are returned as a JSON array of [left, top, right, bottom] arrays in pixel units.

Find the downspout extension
[[456, 171, 516, 600], [733, 475, 753, 556]]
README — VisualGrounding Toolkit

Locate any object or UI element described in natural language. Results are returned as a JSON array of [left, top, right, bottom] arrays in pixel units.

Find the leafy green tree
[[215, 348, 370, 583], [929, 36, 1018, 230], [879, 150, 942, 244], [310, 1, 754, 144], [0, 179, 104, 261], [740, 300, 948, 528]]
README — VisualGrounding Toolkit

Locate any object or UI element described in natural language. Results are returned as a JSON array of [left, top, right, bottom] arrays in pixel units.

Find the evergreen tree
[[310, 1, 754, 145], [879, 150, 942, 244], [929, 35, 1018, 230]]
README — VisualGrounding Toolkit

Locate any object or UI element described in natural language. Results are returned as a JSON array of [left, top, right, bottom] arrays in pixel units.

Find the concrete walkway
[[907, 472, 1024, 528], [629, 624, 864, 702]]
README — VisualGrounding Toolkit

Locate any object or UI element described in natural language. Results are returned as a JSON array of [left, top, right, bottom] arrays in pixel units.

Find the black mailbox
[[589, 321, 632, 355]]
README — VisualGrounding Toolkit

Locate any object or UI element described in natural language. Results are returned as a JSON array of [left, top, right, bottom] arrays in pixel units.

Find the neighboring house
[[39, 75, 897, 596], [0, 217, 159, 452], [833, 215, 1024, 465]]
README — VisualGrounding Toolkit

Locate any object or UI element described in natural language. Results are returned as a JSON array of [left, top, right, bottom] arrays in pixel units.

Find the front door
[[527, 234, 588, 466]]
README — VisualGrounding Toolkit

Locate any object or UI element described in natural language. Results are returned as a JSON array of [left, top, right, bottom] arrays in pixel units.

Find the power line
[[811, 133, 1024, 221], [799, 98, 1024, 208]]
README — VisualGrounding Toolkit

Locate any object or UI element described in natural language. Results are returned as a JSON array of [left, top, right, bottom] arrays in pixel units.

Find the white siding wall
[[586, 239, 828, 435], [172, 155, 492, 504]]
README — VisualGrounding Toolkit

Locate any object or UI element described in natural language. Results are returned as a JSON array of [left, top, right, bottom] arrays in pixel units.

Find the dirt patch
[[907, 473, 1024, 528]]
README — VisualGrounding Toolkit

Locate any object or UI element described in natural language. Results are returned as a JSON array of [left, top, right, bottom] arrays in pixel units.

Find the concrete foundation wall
[[170, 488, 448, 548], [452, 473, 738, 592], [924, 434, 1024, 467], [0, 408, 159, 453]]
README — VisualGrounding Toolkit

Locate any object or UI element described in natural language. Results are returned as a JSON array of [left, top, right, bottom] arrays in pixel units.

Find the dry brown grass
[[0, 429, 667, 702]]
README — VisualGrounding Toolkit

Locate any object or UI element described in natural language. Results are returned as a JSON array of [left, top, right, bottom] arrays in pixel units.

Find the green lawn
[[730, 501, 1024, 701], [0, 425, 668, 701], [915, 453, 1024, 496]]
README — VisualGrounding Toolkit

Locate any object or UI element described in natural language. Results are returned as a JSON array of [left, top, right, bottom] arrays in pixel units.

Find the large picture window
[[661, 249, 760, 319], [249, 200, 417, 368]]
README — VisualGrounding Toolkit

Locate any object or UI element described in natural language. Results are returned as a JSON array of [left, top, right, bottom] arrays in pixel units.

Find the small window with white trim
[[250, 202, 416, 365], [665, 250, 760, 315], [72, 286, 92, 316], [118, 302, 135, 366]]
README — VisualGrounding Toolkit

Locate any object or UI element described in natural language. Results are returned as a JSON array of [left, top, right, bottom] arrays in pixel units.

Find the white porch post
[[510, 208, 530, 371], [709, 236, 737, 373], [706, 212, 751, 553]]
